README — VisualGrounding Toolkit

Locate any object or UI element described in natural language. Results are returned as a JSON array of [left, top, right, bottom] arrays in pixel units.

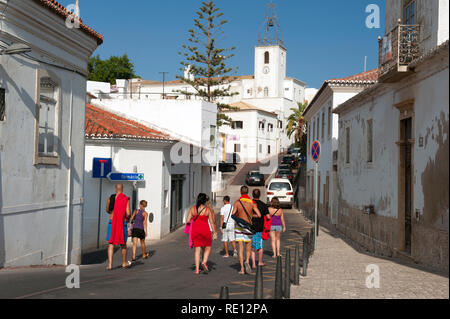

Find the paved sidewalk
[[291, 222, 449, 299]]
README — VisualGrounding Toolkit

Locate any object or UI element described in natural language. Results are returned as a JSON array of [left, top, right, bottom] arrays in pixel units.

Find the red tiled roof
[[303, 69, 378, 117], [85, 104, 173, 141], [329, 68, 379, 83], [33, 0, 103, 45]]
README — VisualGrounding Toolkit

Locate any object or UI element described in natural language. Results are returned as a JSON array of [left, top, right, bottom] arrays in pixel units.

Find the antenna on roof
[[364, 56, 367, 72], [75, 0, 79, 17], [258, 0, 284, 46]]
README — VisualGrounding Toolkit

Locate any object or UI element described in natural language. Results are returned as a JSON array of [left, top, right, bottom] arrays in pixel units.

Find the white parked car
[[266, 178, 294, 209]]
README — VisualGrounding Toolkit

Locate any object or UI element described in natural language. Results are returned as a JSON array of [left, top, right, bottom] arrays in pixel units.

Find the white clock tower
[[254, 1, 286, 99], [254, 45, 286, 99]]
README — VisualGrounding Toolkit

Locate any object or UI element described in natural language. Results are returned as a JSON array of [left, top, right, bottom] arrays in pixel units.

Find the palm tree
[[287, 102, 308, 146]]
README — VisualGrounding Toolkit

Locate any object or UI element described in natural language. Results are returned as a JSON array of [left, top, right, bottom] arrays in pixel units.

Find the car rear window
[[278, 170, 291, 174], [269, 182, 292, 191]]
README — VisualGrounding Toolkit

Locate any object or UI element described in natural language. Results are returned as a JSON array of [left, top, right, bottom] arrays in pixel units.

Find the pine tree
[[177, 1, 238, 126]]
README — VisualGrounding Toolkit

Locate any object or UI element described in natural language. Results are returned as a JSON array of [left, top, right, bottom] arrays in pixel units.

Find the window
[[321, 112, 325, 141], [264, 51, 270, 64], [345, 127, 351, 164], [234, 144, 241, 153], [404, 0, 416, 25], [35, 70, 61, 165], [312, 119, 316, 141], [259, 121, 265, 131], [267, 145, 271, 154], [210, 125, 216, 147], [232, 121, 243, 129], [366, 120, 373, 163], [264, 87, 269, 97], [278, 120, 283, 129], [247, 88, 253, 96], [328, 106, 332, 138], [0, 88, 5, 121], [285, 88, 289, 91], [268, 123, 274, 132], [269, 182, 292, 191], [316, 116, 320, 141], [259, 144, 262, 153]]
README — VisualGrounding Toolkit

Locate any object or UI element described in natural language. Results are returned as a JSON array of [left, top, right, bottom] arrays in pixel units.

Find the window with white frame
[[210, 125, 216, 148], [35, 70, 61, 165], [316, 116, 320, 141], [259, 121, 265, 131], [232, 121, 243, 130], [345, 126, 351, 164], [264, 87, 269, 97], [268, 123, 274, 132], [312, 119, 316, 141], [366, 119, 373, 163]]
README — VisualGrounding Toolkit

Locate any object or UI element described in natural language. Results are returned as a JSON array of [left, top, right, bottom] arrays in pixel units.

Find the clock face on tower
[[263, 66, 270, 74]]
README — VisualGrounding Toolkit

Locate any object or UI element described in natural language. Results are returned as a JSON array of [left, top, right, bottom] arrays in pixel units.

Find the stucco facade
[[334, 42, 449, 272], [0, 0, 101, 267]]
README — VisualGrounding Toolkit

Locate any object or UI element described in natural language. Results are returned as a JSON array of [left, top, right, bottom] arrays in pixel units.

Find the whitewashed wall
[[0, 1, 98, 267]]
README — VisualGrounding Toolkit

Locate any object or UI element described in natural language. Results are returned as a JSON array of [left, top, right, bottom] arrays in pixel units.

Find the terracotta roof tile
[[329, 68, 379, 84], [85, 104, 173, 141], [33, 0, 103, 45]]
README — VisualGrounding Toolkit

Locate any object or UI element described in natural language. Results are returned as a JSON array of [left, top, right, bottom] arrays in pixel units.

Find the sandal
[[194, 270, 201, 275], [201, 263, 209, 273], [122, 261, 132, 269], [143, 253, 150, 259]]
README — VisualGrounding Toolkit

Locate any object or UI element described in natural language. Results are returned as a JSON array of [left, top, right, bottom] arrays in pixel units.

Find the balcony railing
[[378, 22, 420, 82]]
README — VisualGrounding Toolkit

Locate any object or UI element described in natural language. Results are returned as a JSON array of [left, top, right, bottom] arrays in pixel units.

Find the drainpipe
[[64, 75, 74, 265]]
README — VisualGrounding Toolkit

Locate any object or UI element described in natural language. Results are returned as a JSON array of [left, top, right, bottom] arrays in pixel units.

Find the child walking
[[131, 200, 150, 261]]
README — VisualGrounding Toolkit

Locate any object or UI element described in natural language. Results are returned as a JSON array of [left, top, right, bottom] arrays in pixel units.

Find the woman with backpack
[[268, 197, 286, 258], [186, 193, 218, 274]]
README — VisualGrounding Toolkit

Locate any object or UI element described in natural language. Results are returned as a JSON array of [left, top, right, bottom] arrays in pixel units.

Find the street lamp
[[0, 43, 32, 55]]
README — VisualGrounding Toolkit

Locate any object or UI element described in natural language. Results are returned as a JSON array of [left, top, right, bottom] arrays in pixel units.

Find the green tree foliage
[[88, 54, 137, 85], [177, 1, 238, 126], [287, 102, 308, 153]]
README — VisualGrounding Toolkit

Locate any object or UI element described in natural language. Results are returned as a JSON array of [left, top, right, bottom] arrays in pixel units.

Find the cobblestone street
[[291, 221, 449, 299]]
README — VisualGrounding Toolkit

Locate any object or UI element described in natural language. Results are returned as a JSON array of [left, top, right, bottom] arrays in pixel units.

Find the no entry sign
[[311, 141, 321, 162]]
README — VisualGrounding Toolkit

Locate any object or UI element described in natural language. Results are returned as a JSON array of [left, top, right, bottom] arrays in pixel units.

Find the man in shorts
[[232, 186, 261, 275], [220, 196, 237, 258], [251, 189, 269, 269]]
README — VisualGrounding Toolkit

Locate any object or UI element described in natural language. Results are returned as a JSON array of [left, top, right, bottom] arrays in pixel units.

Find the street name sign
[[107, 173, 145, 182], [92, 158, 112, 179]]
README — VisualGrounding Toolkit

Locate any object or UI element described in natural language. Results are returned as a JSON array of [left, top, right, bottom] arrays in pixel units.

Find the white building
[[302, 69, 378, 224], [127, 39, 306, 156], [220, 102, 279, 163], [333, 0, 449, 272], [0, 0, 102, 267], [83, 104, 213, 252]]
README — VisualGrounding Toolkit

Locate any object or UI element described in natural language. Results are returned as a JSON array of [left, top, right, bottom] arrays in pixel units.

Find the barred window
[[345, 127, 351, 164], [35, 70, 61, 165]]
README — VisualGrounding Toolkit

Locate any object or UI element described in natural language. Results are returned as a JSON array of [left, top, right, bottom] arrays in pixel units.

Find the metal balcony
[[378, 22, 421, 83]]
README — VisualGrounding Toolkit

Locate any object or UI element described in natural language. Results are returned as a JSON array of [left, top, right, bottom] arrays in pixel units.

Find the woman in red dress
[[186, 193, 217, 274]]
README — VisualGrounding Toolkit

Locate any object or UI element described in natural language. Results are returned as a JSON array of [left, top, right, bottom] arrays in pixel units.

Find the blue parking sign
[[93, 158, 112, 178]]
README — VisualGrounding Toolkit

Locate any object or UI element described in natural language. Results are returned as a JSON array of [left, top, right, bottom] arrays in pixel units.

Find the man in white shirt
[[220, 196, 237, 258]]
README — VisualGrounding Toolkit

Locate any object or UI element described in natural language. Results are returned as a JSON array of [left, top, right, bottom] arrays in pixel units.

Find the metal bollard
[[274, 256, 283, 299], [310, 230, 315, 256], [284, 249, 291, 299], [219, 286, 229, 299], [254, 266, 263, 299], [302, 235, 308, 277], [294, 243, 300, 285], [317, 216, 320, 237]]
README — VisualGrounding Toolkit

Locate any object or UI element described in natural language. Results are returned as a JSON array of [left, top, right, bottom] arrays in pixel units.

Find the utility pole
[[364, 56, 367, 72], [159, 72, 169, 99]]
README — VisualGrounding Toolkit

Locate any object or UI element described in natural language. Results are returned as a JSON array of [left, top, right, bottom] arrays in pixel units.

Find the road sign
[[107, 173, 145, 182], [93, 158, 112, 179], [311, 141, 321, 163], [300, 155, 307, 164]]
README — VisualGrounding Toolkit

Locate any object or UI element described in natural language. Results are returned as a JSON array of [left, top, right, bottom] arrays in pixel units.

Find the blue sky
[[61, 0, 385, 89]]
